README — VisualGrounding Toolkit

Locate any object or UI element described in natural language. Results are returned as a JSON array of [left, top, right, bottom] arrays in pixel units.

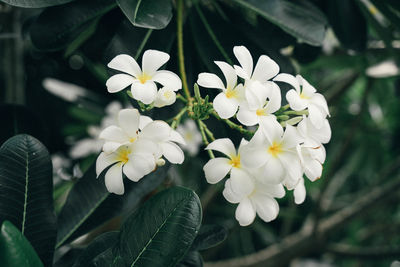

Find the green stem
[[283, 110, 309, 116], [176, 93, 187, 103], [197, 119, 215, 159], [199, 120, 215, 142], [170, 107, 187, 129], [211, 111, 255, 137]]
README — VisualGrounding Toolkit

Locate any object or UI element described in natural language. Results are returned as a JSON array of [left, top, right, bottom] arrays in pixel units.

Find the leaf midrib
[[21, 148, 29, 234], [133, 0, 143, 24], [130, 194, 191, 266]]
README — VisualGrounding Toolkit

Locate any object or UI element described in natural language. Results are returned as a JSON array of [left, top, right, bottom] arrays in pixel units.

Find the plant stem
[[199, 120, 215, 142], [197, 119, 215, 158], [176, 93, 187, 103], [170, 107, 187, 129], [211, 111, 255, 138]]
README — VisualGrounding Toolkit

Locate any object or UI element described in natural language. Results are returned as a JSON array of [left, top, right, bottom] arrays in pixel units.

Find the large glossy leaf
[[0, 221, 43, 267], [73, 231, 118, 267], [117, 0, 173, 29], [0, 134, 56, 266], [29, 0, 117, 51], [94, 187, 202, 266], [191, 224, 227, 251], [326, 0, 367, 51], [231, 0, 328, 46], [56, 162, 170, 248], [0, 0, 75, 8]]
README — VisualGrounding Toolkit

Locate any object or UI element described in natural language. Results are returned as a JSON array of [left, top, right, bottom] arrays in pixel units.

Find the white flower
[[297, 115, 331, 147], [106, 50, 182, 105], [223, 177, 285, 226], [176, 119, 202, 156], [154, 87, 177, 108], [96, 141, 159, 195], [293, 178, 306, 204], [197, 61, 244, 119], [42, 78, 87, 102], [236, 81, 281, 128], [274, 74, 330, 129], [241, 120, 303, 185], [99, 108, 185, 164], [298, 145, 326, 182]]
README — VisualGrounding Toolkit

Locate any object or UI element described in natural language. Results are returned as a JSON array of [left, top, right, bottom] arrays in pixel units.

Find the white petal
[[286, 89, 307, 111], [96, 152, 118, 176], [132, 139, 162, 158], [245, 80, 269, 109], [154, 87, 176, 107], [152, 70, 182, 90], [131, 81, 158, 105], [197, 73, 225, 90], [282, 125, 302, 149], [299, 76, 317, 96], [311, 93, 330, 116], [235, 198, 256, 226], [237, 105, 259, 126], [107, 54, 141, 77], [206, 138, 236, 158], [104, 163, 124, 195], [142, 49, 170, 75], [230, 168, 254, 196], [274, 73, 300, 93], [222, 179, 242, 203], [259, 116, 282, 144], [304, 158, 323, 181], [70, 139, 101, 159], [294, 179, 306, 204], [215, 61, 237, 90], [169, 130, 186, 145], [264, 82, 281, 114], [241, 144, 269, 169], [123, 154, 155, 182], [308, 104, 326, 129], [203, 157, 232, 184], [99, 126, 129, 143], [233, 46, 253, 80], [139, 115, 153, 129], [260, 183, 286, 198], [103, 142, 124, 154], [140, 120, 171, 142], [279, 152, 302, 182], [161, 142, 184, 164], [252, 195, 279, 222], [106, 74, 135, 93], [252, 55, 279, 82], [213, 93, 239, 119], [261, 157, 285, 184], [118, 109, 140, 137]]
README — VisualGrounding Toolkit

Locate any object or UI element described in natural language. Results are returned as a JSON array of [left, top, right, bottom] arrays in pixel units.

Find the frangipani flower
[[197, 61, 244, 119], [274, 74, 330, 129], [203, 138, 254, 196], [176, 119, 203, 156], [223, 178, 285, 226], [298, 145, 326, 182], [106, 50, 182, 105], [297, 116, 331, 147], [241, 120, 303, 184], [154, 87, 177, 108], [96, 141, 159, 195]]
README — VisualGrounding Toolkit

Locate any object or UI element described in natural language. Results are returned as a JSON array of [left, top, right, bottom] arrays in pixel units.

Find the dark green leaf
[[73, 231, 118, 267], [0, 0, 75, 8], [177, 251, 203, 267], [191, 224, 227, 251], [96, 187, 202, 266], [326, 0, 367, 51], [231, 0, 327, 46], [29, 0, 117, 51], [0, 134, 56, 266], [0, 221, 43, 267], [56, 163, 170, 248], [116, 0, 173, 29]]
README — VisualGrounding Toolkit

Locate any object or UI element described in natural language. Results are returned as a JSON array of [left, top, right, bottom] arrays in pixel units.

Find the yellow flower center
[[300, 92, 310, 99], [163, 90, 173, 99], [225, 88, 237, 99], [256, 109, 266, 116], [184, 132, 193, 141], [229, 155, 241, 168], [115, 147, 131, 164], [137, 73, 151, 84], [129, 137, 136, 143], [268, 142, 282, 158]]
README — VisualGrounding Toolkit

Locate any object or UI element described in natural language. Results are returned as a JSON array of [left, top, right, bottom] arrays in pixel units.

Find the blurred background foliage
[[1, 0, 400, 266]]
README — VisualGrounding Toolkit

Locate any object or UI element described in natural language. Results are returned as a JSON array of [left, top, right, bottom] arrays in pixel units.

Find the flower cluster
[[96, 108, 185, 195], [199, 46, 331, 226], [106, 50, 182, 107]]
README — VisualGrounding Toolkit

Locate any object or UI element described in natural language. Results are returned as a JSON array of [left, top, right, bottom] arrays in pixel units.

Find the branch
[[327, 243, 400, 259]]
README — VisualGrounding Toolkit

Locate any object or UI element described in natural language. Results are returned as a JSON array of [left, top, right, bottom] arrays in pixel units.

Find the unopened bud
[[156, 158, 166, 166]]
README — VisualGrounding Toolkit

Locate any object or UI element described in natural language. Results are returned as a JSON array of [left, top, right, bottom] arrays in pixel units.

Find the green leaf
[[231, 0, 328, 46], [0, 221, 43, 267], [95, 187, 202, 266], [117, 0, 173, 29], [326, 0, 367, 51], [0, 134, 56, 266], [191, 224, 227, 251], [29, 0, 117, 51], [56, 163, 170, 248], [73, 231, 118, 267], [0, 0, 75, 8], [177, 251, 203, 267]]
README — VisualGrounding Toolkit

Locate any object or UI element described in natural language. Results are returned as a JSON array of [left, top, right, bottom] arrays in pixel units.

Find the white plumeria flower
[[203, 138, 254, 196], [223, 177, 285, 226], [197, 61, 244, 119], [236, 81, 281, 129], [176, 119, 203, 156], [99, 108, 185, 164], [293, 178, 306, 204], [297, 115, 331, 147], [274, 73, 330, 129], [154, 87, 177, 108], [106, 50, 182, 105], [233, 46, 280, 109], [96, 140, 159, 195], [241, 120, 303, 185], [298, 145, 326, 182]]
